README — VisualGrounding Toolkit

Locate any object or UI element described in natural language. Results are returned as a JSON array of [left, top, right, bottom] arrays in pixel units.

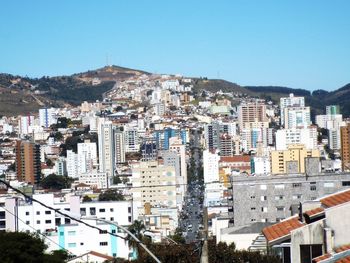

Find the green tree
[[113, 176, 122, 184], [0, 231, 68, 263], [40, 174, 73, 190], [82, 195, 92, 202], [98, 189, 125, 201]]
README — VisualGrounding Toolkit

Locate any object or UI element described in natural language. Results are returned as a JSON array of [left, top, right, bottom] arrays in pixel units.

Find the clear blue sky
[[1, 1, 350, 91]]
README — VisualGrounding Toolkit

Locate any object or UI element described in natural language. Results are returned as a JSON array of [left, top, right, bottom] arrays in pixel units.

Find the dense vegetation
[[0, 231, 69, 263]]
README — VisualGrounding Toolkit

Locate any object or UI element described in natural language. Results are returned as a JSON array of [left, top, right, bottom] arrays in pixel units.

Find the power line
[[2, 206, 75, 257], [0, 179, 136, 244]]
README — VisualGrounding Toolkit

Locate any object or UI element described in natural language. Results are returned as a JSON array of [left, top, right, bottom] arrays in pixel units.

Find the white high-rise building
[[280, 93, 305, 127], [124, 128, 139, 153], [78, 140, 98, 166], [276, 127, 317, 150], [203, 150, 220, 183], [98, 120, 115, 181], [284, 106, 311, 129], [115, 130, 126, 164], [39, 108, 57, 128], [329, 128, 341, 150], [66, 150, 78, 178], [18, 115, 35, 135]]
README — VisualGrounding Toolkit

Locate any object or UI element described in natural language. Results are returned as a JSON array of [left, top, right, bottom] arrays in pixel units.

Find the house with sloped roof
[[262, 189, 350, 263]]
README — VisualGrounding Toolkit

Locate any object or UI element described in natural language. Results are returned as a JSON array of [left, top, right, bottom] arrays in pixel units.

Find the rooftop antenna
[[106, 53, 109, 67]]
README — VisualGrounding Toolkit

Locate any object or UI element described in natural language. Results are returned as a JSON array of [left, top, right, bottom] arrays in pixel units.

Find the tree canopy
[[40, 174, 74, 190], [98, 189, 125, 201], [0, 231, 69, 263]]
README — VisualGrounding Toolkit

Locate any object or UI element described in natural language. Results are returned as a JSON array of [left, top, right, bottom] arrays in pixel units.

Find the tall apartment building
[[238, 101, 267, 130], [284, 106, 311, 129], [141, 139, 158, 162], [230, 173, 350, 227], [280, 93, 305, 127], [124, 128, 139, 153], [326, 105, 340, 115], [204, 122, 237, 151], [115, 130, 126, 164], [131, 161, 177, 217], [18, 115, 35, 135], [39, 108, 57, 128], [98, 121, 115, 181], [169, 137, 188, 197], [275, 127, 317, 150], [203, 150, 220, 183], [15, 140, 41, 184], [270, 144, 320, 174], [77, 140, 98, 166], [341, 124, 350, 171]]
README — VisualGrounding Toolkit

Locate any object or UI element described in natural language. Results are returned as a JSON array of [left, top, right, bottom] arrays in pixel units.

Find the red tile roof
[[335, 244, 350, 253], [262, 216, 305, 243], [313, 244, 350, 263], [320, 189, 350, 208], [313, 253, 331, 262], [304, 207, 325, 218], [220, 156, 250, 163], [337, 256, 350, 263]]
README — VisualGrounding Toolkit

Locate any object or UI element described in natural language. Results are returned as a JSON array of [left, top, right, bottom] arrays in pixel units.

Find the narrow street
[[180, 128, 204, 244]]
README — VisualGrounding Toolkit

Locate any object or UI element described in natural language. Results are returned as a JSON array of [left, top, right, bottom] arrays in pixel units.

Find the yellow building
[[270, 144, 320, 174]]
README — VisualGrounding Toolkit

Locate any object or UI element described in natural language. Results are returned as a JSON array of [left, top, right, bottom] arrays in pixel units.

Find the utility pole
[[200, 207, 209, 263]]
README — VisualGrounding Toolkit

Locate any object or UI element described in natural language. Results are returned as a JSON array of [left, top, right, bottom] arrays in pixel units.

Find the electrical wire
[[0, 179, 137, 244], [1, 206, 75, 257]]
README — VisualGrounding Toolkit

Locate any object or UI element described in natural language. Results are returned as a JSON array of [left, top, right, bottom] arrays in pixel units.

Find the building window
[[90, 207, 96, 216], [110, 208, 114, 212], [36, 211, 40, 215], [250, 207, 256, 211], [26, 221, 30, 225], [45, 220, 51, 224], [45, 211, 51, 215], [25, 212, 30, 216], [275, 195, 284, 200], [112, 229, 116, 234], [99, 230, 107, 234], [260, 196, 267, 201], [250, 196, 255, 199], [128, 216, 132, 223], [293, 194, 302, 200], [110, 217, 114, 221], [100, 242, 108, 246], [99, 208, 105, 213], [80, 208, 86, 216], [250, 218, 256, 222], [68, 231, 76, 236], [80, 242, 84, 245], [310, 185, 317, 191], [36, 220, 40, 224], [293, 183, 302, 188], [275, 184, 285, 189], [324, 182, 334, 188], [261, 207, 268, 212], [276, 206, 285, 212], [128, 207, 132, 213], [342, 181, 350, 186], [65, 218, 71, 224], [300, 244, 322, 263]]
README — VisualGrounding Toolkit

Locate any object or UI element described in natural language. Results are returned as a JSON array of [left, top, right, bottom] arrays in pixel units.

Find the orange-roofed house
[[262, 189, 350, 263]]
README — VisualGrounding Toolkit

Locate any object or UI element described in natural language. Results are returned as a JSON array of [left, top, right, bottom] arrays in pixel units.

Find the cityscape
[[1, 1, 350, 263]]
